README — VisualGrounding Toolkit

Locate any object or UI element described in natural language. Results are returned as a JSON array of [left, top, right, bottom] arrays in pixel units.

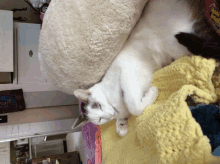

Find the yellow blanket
[[100, 56, 220, 164]]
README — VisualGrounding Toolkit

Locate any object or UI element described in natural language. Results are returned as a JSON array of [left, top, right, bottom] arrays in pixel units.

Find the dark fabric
[[191, 105, 220, 152], [0, 89, 26, 114]]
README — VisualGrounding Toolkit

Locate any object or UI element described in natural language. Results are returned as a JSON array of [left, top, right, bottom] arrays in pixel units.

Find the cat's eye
[[92, 102, 103, 111], [92, 103, 98, 108], [98, 104, 103, 111]]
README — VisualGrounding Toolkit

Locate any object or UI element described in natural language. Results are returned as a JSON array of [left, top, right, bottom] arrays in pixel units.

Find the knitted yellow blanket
[[100, 56, 220, 164]]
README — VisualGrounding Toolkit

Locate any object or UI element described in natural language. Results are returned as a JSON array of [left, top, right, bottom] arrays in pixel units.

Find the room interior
[[0, 0, 86, 163], [1, 0, 220, 164]]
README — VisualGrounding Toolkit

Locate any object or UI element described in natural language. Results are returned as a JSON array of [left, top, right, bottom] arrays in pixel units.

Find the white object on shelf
[[16, 23, 47, 84], [0, 10, 13, 72], [30, 0, 50, 8], [17, 138, 29, 145], [0, 22, 56, 92], [66, 132, 82, 152]]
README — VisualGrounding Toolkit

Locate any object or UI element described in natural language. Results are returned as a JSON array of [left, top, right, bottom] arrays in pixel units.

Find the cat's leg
[[120, 62, 158, 116], [123, 85, 158, 116], [141, 86, 158, 106], [116, 118, 128, 137]]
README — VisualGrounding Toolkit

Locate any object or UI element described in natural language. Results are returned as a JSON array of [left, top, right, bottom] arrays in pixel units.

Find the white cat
[[72, 0, 217, 136]]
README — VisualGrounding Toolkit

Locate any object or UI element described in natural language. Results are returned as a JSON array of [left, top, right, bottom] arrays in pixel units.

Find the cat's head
[[72, 85, 116, 129]]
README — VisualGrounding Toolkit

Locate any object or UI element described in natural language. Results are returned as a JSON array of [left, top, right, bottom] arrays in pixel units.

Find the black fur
[[175, 32, 220, 60], [175, 32, 204, 55], [81, 102, 88, 119], [216, 0, 220, 10]]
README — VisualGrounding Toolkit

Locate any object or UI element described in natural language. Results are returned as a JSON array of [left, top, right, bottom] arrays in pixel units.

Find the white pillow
[[38, 0, 147, 94]]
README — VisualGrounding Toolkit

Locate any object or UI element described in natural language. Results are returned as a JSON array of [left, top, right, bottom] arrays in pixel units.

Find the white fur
[[75, 0, 195, 137]]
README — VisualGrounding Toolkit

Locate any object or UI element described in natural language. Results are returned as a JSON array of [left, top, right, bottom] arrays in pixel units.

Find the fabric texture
[[38, 0, 147, 94], [191, 105, 220, 152], [100, 56, 220, 164]]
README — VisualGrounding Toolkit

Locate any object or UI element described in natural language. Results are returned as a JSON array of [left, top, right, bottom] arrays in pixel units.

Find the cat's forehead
[[91, 102, 100, 108], [81, 100, 101, 110], [89, 86, 108, 102], [87, 100, 102, 110], [81, 101, 103, 119], [87, 94, 103, 104]]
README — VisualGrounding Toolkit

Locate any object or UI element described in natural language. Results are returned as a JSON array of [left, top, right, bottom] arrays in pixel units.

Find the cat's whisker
[[112, 106, 119, 114]]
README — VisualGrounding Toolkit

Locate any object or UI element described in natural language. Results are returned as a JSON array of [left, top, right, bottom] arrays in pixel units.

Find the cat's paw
[[141, 86, 158, 106], [116, 119, 128, 137]]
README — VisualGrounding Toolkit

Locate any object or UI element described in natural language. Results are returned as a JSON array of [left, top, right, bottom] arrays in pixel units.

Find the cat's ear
[[71, 113, 88, 130], [74, 89, 91, 103]]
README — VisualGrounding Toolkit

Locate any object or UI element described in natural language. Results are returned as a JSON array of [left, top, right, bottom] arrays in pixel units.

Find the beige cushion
[[38, 0, 147, 94]]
